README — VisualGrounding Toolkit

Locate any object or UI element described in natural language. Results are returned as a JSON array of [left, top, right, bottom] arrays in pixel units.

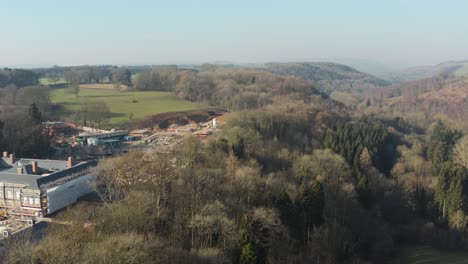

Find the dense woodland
[[363, 73, 468, 131], [134, 67, 325, 111], [0, 69, 37, 88], [0, 64, 468, 263], [0, 86, 51, 157]]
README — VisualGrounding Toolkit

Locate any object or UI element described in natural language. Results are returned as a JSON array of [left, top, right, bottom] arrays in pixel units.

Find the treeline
[[0, 68, 38, 88], [34, 66, 132, 87], [0, 66, 134, 89], [134, 66, 324, 111]]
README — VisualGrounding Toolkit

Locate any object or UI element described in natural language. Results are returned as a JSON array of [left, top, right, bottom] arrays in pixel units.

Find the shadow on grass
[[50, 104, 75, 119], [48, 83, 69, 89]]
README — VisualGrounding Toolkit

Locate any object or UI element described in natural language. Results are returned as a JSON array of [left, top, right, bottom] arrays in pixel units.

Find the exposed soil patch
[[130, 108, 227, 130]]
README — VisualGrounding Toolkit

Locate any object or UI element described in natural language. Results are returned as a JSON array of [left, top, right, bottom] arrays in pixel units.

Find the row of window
[[2, 190, 21, 200], [22, 196, 41, 206], [0, 190, 40, 206]]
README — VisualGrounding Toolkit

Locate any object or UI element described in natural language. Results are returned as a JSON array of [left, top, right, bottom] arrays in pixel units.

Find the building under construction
[[0, 152, 96, 219]]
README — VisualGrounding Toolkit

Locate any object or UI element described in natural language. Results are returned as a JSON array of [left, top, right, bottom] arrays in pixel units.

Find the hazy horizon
[[2, 0, 468, 68]]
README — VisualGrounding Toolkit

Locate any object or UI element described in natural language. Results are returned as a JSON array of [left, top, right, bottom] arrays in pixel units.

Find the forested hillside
[[392, 61, 468, 81], [363, 73, 468, 131], [263, 62, 390, 94]]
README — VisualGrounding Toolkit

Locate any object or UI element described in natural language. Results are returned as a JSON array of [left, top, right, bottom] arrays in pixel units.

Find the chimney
[[32, 161, 38, 174], [2, 152, 7, 158], [67, 157, 73, 168], [17, 167, 23, 174], [9, 154, 15, 165]]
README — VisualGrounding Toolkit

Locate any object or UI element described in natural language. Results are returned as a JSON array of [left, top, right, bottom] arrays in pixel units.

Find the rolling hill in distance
[[393, 61, 468, 81], [261, 62, 390, 94]]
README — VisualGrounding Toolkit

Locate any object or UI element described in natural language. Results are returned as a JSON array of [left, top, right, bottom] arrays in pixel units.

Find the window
[[23, 197, 28, 205], [15, 191, 20, 200], [29, 197, 34, 205], [34, 198, 40, 206], [6, 191, 12, 199]]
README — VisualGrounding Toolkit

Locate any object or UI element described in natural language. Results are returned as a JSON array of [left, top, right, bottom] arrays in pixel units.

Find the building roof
[[0, 174, 41, 189], [2, 158, 69, 172], [0, 157, 96, 190]]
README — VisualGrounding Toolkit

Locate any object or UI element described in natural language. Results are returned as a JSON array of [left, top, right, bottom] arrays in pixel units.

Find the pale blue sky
[[1, 0, 467, 67]]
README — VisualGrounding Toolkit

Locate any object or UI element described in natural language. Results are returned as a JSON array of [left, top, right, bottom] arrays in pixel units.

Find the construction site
[[0, 154, 96, 238], [0, 110, 225, 238], [49, 109, 224, 159]]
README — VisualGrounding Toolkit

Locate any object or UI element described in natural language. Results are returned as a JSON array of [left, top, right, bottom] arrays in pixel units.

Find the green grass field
[[39, 77, 68, 86], [391, 245, 468, 264], [50, 88, 201, 126]]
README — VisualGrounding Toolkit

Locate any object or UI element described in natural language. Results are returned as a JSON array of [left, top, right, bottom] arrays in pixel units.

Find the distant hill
[[262, 62, 390, 95], [392, 61, 468, 81], [329, 58, 401, 80], [365, 73, 468, 130]]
